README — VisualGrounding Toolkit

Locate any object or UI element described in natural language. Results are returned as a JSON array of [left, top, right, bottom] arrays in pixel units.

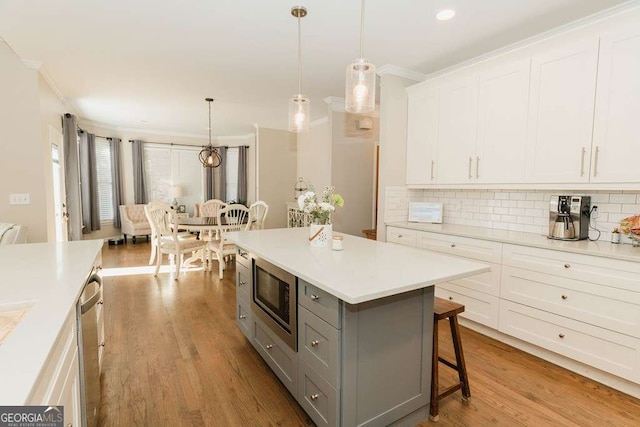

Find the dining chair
[[249, 201, 269, 230], [144, 201, 206, 279], [199, 199, 228, 240], [145, 201, 196, 265], [207, 204, 251, 279]]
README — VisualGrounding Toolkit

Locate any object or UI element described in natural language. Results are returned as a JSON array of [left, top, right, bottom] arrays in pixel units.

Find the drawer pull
[[239, 280, 246, 286], [310, 393, 320, 401], [561, 295, 568, 300], [564, 263, 571, 269], [239, 314, 247, 319], [100, 342, 105, 347], [451, 243, 456, 248], [558, 333, 565, 339], [310, 294, 320, 301], [98, 300, 104, 305], [398, 234, 403, 238], [311, 340, 320, 347], [266, 344, 274, 350], [448, 296, 453, 301]]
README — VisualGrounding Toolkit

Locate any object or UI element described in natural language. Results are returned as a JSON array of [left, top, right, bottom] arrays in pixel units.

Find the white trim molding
[[323, 96, 380, 117], [377, 64, 427, 82], [21, 59, 41, 70]]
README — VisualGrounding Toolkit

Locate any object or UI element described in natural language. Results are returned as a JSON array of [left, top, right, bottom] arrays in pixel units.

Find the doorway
[[51, 129, 68, 242]]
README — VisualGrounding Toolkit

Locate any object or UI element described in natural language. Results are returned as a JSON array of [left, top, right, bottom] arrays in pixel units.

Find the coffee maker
[[548, 195, 590, 241]]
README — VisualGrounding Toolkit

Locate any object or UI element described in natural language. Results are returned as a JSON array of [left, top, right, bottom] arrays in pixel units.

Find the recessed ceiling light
[[436, 9, 456, 21]]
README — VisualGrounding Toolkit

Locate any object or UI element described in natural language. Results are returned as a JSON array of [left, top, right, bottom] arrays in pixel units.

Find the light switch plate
[[9, 194, 30, 205]]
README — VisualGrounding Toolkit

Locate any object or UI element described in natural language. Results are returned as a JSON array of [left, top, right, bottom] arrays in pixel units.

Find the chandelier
[[199, 97, 222, 168]]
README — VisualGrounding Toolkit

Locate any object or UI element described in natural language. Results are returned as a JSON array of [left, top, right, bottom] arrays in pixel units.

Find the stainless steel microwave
[[252, 256, 297, 351]]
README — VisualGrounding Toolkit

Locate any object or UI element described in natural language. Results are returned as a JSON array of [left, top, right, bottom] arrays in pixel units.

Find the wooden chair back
[[200, 199, 227, 218], [218, 204, 251, 233], [249, 201, 269, 229], [144, 201, 176, 241]]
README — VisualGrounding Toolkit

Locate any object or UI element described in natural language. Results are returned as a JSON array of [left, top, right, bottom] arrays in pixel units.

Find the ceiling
[[0, 0, 631, 136]]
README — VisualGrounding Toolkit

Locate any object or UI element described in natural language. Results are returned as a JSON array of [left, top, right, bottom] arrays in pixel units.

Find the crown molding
[[21, 59, 41, 70], [377, 65, 427, 82], [78, 118, 254, 140], [425, 0, 640, 80]]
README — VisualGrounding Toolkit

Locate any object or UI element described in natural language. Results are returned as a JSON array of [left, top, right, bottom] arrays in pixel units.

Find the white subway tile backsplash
[[384, 187, 640, 243]]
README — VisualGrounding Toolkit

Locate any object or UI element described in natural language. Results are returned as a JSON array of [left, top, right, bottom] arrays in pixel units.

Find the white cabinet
[[436, 75, 479, 184], [406, 84, 439, 185], [591, 25, 640, 183], [525, 38, 599, 183], [386, 226, 417, 247], [475, 60, 530, 184]]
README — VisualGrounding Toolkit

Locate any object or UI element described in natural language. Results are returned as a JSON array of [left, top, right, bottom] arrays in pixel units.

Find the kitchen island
[[0, 240, 103, 424], [225, 228, 489, 426]]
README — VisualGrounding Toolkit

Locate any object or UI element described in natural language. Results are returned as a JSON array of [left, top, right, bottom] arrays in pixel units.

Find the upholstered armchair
[[119, 204, 152, 243]]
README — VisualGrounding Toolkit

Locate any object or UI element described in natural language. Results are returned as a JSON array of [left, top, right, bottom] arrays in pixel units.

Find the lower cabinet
[[28, 308, 82, 426], [236, 261, 253, 341], [253, 318, 298, 396], [298, 359, 339, 427], [435, 282, 500, 329]]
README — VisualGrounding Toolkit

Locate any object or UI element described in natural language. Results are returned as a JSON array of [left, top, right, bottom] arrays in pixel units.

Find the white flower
[[298, 191, 315, 210], [318, 202, 335, 212]]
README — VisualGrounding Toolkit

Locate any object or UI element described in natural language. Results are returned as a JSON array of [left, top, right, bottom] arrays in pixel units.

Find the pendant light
[[289, 6, 310, 133], [199, 97, 222, 168], [345, 0, 376, 114]]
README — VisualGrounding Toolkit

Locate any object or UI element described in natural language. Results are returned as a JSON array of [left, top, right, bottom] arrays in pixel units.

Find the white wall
[[0, 41, 48, 242], [376, 73, 421, 241], [258, 127, 297, 229], [297, 118, 331, 191]]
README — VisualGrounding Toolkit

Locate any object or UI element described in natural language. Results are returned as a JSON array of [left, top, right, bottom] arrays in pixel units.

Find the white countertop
[[386, 222, 640, 263], [0, 240, 103, 404], [225, 228, 490, 305]]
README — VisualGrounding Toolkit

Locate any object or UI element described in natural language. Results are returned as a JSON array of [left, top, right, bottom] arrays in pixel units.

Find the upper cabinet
[[405, 9, 640, 188], [591, 25, 640, 183], [436, 75, 479, 184], [476, 59, 530, 184], [406, 83, 439, 185], [525, 38, 599, 183]]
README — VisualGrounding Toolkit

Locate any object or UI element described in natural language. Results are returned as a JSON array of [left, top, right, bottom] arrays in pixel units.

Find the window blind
[[226, 148, 239, 202], [143, 146, 172, 202], [95, 137, 114, 221]]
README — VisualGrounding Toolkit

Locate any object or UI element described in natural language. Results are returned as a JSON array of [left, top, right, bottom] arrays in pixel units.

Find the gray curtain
[[110, 138, 124, 228], [237, 146, 247, 204], [79, 132, 101, 232], [62, 114, 83, 241], [132, 140, 147, 204], [218, 146, 228, 202], [205, 167, 215, 200]]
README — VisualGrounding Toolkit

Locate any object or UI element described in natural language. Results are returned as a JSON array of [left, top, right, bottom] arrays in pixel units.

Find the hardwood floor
[[98, 242, 640, 427]]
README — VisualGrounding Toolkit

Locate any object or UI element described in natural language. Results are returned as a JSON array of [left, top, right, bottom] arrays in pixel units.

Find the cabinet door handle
[[430, 160, 435, 180], [266, 344, 274, 350], [451, 243, 456, 248], [239, 314, 247, 319], [561, 295, 568, 300], [476, 156, 480, 179], [100, 342, 105, 347], [310, 294, 320, 301], [239, 280, 246, 286], [310, 393, 320, 401], [580, 147, 586, 177], [558, 333, 565, 339], [311, 340, 320, 347], [468, 157, 473, 180], [448, 296, 453, 301], [98, 300, 104, 305], [564, 263, 571, 269], [593, 146, 600, 177]]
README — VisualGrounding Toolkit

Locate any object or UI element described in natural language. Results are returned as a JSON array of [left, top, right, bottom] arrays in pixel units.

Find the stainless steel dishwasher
[[77, 269, 102, 427]]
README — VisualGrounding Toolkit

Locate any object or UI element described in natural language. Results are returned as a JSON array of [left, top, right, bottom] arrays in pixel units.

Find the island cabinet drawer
[[499, 301, 640, 383], [386, 227, 417, 247], [416, 232, 502, 264], [253, 319, 297, 396], [446, 261, 501, 297], [236, 247, 252, 270], [298, 306, 341, 388], [236, 263, 251, 301], [299, 279, 341, 329], [236, 299, 252, 340], [297, 359, 339, 427], [502, 244, 640, 292], [501, 266, 640, 337], [435, 282, 500, 329]]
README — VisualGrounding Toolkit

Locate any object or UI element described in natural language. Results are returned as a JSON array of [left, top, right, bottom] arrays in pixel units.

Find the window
[[226, 148, 239, 202], [95, 137, 114, 222], [143, 144, 203, 213]]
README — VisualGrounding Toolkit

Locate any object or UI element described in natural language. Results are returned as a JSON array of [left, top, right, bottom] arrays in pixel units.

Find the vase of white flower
[[298, 186, 344, 247]]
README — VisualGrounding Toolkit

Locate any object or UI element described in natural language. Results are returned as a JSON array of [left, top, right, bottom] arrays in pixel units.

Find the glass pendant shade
[[289, 94, 310, 133], [346, 58, 376, 114]]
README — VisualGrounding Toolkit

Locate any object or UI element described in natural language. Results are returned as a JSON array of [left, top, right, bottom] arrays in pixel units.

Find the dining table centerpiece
[[298, 186, 344, 247]]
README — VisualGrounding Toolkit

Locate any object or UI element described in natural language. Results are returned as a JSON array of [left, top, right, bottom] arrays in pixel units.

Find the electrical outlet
[[9, 193, 30, 205]]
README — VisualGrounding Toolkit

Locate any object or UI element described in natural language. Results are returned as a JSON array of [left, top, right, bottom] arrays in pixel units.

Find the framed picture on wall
[[177, 205, 186, 213]]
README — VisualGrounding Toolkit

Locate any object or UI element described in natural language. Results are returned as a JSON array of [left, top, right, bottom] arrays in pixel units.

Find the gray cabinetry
[[235, 259, 253, 341], [254, 319, 298, 395]]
